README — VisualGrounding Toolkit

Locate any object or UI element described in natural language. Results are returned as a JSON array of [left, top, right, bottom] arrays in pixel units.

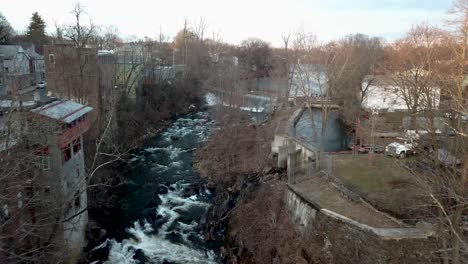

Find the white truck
[[385, 138, 416, 158]]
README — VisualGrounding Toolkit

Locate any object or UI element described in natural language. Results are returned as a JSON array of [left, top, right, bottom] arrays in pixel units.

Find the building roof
[[0, 100, 37, 109], [25, 48, 43, 60], [0, 45, 25, 60], [31, 100, 93, 124]]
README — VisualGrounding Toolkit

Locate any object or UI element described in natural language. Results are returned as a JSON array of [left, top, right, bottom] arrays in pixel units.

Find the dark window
[[49, 54, 55, 64], [34, 147, 49, 156], [73, 138, 81, 154], [74, 192, 81, 208], [62, 146, 71, 163], [4, 67, 8, 72]]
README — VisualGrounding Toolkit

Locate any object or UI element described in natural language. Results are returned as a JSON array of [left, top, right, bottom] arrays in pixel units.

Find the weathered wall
[[61, 135, 87, 259], [286, 186, 438, 264]]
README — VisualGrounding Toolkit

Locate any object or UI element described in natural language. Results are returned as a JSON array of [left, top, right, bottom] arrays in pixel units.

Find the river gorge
[[89, 112, 222, 264]]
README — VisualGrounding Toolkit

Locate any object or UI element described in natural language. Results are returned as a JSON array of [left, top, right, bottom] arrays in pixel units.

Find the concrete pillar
[[287, 140, 296, 184], [278, 145, 288, 169]]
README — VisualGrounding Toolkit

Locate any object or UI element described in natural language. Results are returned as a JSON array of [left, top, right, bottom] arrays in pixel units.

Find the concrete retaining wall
[[286, 186, 437, 264]]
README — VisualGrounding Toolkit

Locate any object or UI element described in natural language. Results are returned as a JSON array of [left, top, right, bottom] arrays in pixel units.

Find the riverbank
[[195, 107, 328, 263]]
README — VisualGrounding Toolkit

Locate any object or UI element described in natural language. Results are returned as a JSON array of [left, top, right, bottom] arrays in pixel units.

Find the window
[[383, 98, 386, 103], [74, 192, 81, 208], [4, 67, 8, 72], [34, 147, 50, 170], [62, 145, 71, 163], [49, 54, 55, 64], [73, 138, 81, 154], [40, 157, 51, 170]]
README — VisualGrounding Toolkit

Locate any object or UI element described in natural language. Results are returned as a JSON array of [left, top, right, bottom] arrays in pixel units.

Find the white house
[[362, 76, 440, 112], [289, 64, 326, 98]]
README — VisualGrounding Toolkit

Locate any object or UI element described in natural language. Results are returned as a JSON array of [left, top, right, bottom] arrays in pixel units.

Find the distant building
[[289, 64, 326, 98], [44, 45, 118, 133], [25, 47, 45, 84], [44, 45, 99, 108], [0, 45, 45, 97], [361, 76, 440, 112]]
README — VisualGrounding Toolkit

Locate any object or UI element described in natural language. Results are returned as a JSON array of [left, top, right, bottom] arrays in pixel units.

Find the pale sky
[[2, 0, 452, 47]]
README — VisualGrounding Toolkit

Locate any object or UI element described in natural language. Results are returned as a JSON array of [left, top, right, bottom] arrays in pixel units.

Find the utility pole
[[368, 107, 379, 166]]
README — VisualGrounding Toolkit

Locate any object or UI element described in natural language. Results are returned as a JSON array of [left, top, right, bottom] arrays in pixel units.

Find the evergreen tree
[[26, 12, 47, 53]]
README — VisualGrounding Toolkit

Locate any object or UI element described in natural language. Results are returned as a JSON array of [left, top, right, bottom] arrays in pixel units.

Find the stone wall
[[287, 186, 438, 264]]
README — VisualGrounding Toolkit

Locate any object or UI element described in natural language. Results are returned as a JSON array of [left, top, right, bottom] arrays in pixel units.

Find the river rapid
[[89, 112, 221, 264]]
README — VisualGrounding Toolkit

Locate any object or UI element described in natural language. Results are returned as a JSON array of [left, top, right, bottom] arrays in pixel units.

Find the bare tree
[[63, 3, 96, 49], [292, 31, 350, 169], [340, 34, 384, 104], [384, 25, 445, 130], [403, 2, 468, 263], [0, 12, 14, 43]]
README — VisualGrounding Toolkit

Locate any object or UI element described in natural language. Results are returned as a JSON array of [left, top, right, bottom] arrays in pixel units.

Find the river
[[295, 109, 349, 152], [89, 112, 221, 264]]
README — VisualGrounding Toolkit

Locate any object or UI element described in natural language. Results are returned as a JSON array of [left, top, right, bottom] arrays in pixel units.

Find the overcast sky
[[2, 0, 452, 47]]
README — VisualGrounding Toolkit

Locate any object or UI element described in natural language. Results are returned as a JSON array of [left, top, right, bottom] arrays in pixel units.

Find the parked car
[[385, 140, 415, 158], [36, 81, 46, 89], [356, 144, 385, 154]]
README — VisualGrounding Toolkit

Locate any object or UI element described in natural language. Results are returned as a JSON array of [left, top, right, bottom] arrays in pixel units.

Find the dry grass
[[332, 154, 425, 219]]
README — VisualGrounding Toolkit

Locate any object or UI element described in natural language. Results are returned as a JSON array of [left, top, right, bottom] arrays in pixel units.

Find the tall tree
[[64, 2, 96, 48], [0, 12, 14, 43], [26, 12, 47, 53], [384, 25, 445, 129], [340, 34, 384, 104], [238, 38, 273, 80]]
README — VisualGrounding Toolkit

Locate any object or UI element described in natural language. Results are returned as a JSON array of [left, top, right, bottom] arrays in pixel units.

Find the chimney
[[33, 89, 49, 103]]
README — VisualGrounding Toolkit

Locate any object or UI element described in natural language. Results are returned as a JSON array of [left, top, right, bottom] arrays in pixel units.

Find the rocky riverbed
[[87, 112, 223, 264]]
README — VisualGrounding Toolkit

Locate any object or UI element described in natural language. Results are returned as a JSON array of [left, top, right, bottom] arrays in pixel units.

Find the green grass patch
[[332, 154, 424, 219], [333, 154, 410, 193]]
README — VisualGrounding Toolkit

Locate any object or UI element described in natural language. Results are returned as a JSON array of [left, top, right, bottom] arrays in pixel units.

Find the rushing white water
[[92, 112, 220, 264], [102, 185, 217, 264]]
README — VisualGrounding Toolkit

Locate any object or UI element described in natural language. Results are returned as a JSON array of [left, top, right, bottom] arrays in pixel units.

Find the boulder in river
[[156, 185, 169, 195]]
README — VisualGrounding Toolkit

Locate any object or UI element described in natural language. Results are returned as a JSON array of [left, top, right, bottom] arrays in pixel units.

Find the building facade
[[0, 45, 45, 97], [31, 100, 92, 261], [45, 45, 120, 134], [0, 99, 92, 263]]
